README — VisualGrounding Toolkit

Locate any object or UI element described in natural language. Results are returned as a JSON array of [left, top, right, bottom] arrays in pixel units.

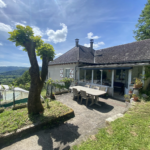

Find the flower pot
[[133, 96, 138, 101], [51, 94, 55, 100], [133, 84, 143, 89], [129, 91, 133, 94]]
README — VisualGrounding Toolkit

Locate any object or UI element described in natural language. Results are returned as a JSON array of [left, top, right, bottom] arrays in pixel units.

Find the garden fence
[[0, 90, 28, 108]]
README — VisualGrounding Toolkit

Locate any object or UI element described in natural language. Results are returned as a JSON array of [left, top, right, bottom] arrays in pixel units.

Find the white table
[[70, 86, 106, 106]]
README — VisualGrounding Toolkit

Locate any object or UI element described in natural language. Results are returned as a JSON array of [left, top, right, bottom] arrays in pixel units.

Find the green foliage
[[61, 77, 73, 89], [124, 94, 130, 100], [135, 78, 143, 86], [14, 70, 31, 85], [134, 0, 150, 40], [8, 25, 55, 61], [61, 77, 73, 83], [36, 43, 55, 61], [8, 25, 34, 49]]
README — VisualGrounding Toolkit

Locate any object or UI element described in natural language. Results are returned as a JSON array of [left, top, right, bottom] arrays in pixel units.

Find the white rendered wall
[[48, 63, 78, 81]]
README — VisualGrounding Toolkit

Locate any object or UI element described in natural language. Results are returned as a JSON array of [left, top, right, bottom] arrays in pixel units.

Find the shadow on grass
[[0, 109, 79, 150]]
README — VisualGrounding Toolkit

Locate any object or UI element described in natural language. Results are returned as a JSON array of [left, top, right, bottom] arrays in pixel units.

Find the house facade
[[48, 39, 150, 97]]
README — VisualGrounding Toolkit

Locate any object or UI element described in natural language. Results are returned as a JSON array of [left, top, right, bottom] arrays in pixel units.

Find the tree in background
[[133, 0, 150, 40], [8, 25, 55, 114], [14, 70, 31, 90], [133, 0, 150, 94]]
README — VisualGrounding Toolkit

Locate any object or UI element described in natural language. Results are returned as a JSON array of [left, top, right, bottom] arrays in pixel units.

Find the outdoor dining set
[[69, 85, 108, 107]]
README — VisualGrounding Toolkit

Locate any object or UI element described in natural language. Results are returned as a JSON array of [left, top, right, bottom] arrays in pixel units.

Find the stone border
[[12, 103, 27, 110], [105, 101, 135, 125], [0, 108, 74, 146]]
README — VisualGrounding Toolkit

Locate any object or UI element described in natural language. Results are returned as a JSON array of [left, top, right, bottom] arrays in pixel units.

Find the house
[[48, 39, 150, 98]]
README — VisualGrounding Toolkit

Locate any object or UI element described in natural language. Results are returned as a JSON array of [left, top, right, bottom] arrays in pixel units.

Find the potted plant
[[129, 89, 133, 94], [51, 92, 55, 100], [132, 94, 138, 101], [124, 94, 130, 102], [133, 78, 143, 89]]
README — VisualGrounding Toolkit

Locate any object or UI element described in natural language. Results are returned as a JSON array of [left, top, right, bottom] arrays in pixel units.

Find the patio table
[[70, 86, 106, 106]]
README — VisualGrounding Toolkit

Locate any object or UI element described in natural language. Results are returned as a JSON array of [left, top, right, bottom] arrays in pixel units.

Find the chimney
[[90, 39, 94, 49], [75, 39, 79, 47]]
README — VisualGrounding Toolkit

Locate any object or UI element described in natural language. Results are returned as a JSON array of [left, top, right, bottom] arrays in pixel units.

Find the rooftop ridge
[[97, 39, 150, 52], [53, 46, 77, 61]]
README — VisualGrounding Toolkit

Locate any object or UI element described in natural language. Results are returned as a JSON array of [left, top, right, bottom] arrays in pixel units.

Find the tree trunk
[[25, 41, 49, 114], [28, 78, 44, 114]]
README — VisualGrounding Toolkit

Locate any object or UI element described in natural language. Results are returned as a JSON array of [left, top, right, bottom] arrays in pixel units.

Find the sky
[[0, 0, 148, 67]]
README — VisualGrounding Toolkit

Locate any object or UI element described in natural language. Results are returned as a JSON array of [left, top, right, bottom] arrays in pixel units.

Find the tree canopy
[[8, 25, 55, 60], [8, 25, 55, 114], [134, 0, 150, 40]]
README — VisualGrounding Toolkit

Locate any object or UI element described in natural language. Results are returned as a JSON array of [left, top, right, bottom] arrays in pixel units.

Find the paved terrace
[[1, 93, 127, 150]]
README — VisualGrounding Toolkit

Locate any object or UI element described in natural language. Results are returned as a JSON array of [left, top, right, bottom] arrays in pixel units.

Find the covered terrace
[[77, 63, 148, 99]]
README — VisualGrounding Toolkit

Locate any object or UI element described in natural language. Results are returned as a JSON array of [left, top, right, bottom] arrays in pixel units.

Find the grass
[[0, 101, 70, 135], [72, 101, 150, 150]]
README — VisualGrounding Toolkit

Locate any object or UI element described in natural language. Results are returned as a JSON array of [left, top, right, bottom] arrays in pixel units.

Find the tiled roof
[[78, 45, 94, 63], [49, 47, 79, 65], [49, 39, 150, 66], [95, 39, 150, 64], [48, 45, 94, 65]]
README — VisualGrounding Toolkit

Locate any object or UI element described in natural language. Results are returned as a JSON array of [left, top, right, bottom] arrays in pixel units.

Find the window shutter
[[70, 69, 74, 78], [60, 68, 63, 78]]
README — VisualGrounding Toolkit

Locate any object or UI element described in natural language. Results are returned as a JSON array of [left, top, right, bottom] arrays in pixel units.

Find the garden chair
[[91, 86, 100, 90], [100, 86, 107, 92], [80, 90, 90, 106], [73, 88, 80, 101], [85, 84, 90, 88]]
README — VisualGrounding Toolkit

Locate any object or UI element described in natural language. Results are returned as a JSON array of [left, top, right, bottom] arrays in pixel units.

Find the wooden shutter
[[60, 68, 63, 78], [70, 69, 74, 78]]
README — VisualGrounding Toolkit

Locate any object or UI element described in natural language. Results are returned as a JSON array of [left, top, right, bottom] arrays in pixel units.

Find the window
[[80, 69, 84, 82], [65, 69, 70, 78], [86, 70, 92, 83], [94, 70, 101, 84], [131, 66, 142, 84], [102, 70, 112, 86]]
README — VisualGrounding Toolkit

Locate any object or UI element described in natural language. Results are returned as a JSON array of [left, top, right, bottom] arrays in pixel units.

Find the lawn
[[73, 101, 150, 150], [0, 101, 71, 135]]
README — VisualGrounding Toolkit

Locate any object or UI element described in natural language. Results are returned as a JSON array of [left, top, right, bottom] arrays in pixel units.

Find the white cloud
[[32, 26, 43, 36], [55, 53, 63, 57], [15, 22, 26, 27], [18, 46, 23, 50], [45, 23, 68, 43], [0, 0, 6, 8], [84, 42, 105, 49], [0, 22, 13, 32], [0, 42, 3, 46], [87, 32, 100, 39], [22, 21, 26, 24]]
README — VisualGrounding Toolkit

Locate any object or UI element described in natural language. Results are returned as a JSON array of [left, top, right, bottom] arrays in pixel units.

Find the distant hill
[[0, 66, 42, 85], [0, 66, 29, 73], [0, 68, 29, 76]]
